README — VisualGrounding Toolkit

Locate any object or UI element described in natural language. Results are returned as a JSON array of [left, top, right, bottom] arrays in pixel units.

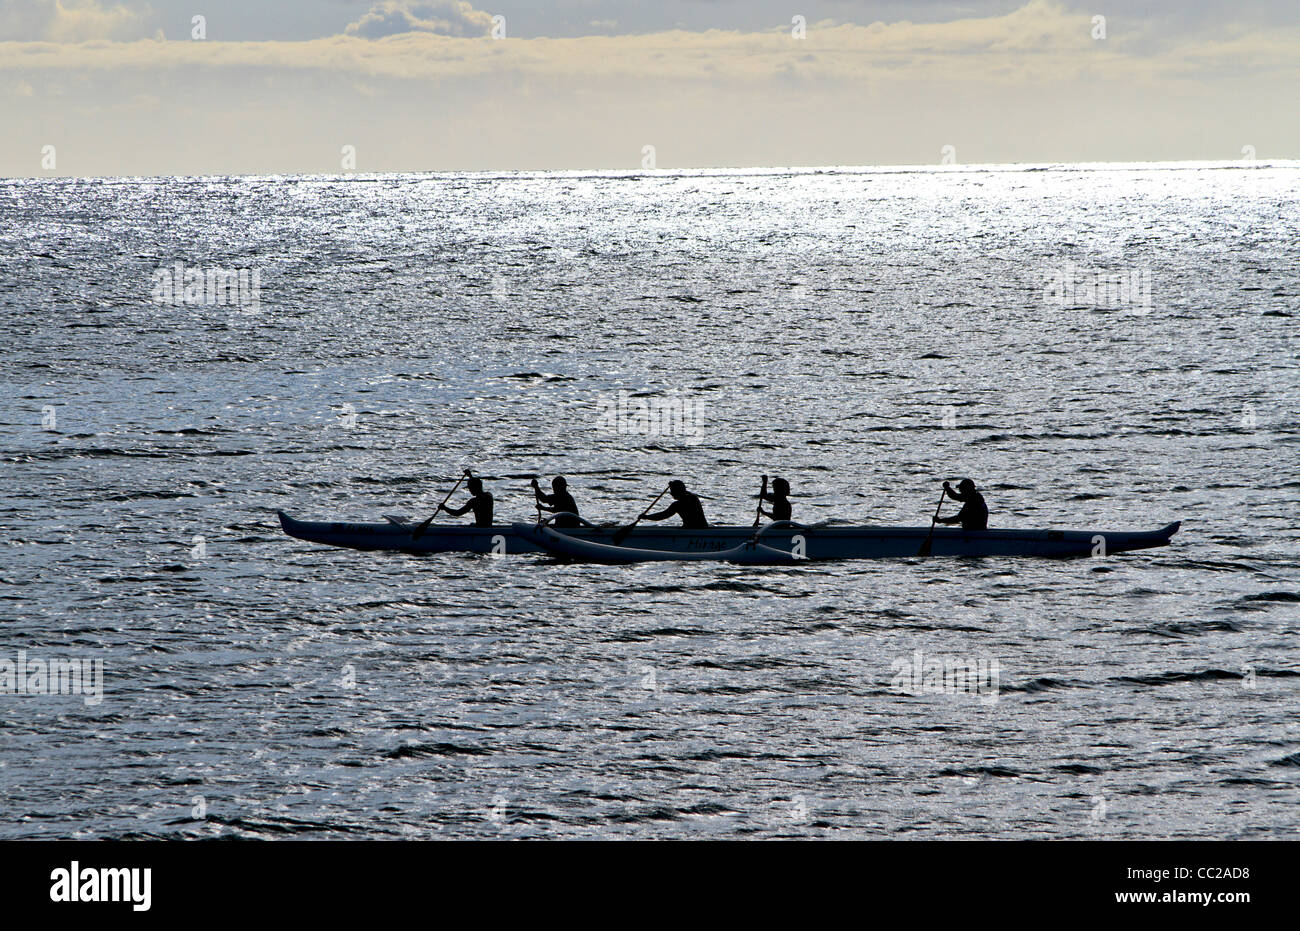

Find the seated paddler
[[642, 480, 709, 529], [443, 476, 494, 528], [757, 475, 792, 522], [936, 478, 988, 531], [532, 475, 581, 528]]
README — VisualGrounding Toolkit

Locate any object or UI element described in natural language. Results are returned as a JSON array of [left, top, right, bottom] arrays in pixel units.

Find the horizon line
[[5, 157, 1299, 184]]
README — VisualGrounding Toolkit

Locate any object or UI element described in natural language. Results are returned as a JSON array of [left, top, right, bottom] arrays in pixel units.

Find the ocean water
[[1, 163, 1297, 839]]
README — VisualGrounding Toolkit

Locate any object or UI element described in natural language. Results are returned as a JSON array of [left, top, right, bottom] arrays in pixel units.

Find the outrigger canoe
[[278, 511, 1180, 561]]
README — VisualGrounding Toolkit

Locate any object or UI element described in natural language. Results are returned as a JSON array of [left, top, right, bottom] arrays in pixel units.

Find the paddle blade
[[917, 537, 933, 557], [611, 524, 635, 545], [613, 486, 668, 545]]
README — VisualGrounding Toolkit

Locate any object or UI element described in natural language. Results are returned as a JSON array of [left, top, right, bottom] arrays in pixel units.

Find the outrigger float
[[278, 511, 1180, 563]]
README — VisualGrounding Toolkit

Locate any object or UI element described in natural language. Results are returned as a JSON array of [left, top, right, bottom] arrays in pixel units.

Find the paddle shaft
[[613, 485, 670, 544], [753, 475, 767, 527], [413, 468, 471, 539], [917, 487, 948, 557]]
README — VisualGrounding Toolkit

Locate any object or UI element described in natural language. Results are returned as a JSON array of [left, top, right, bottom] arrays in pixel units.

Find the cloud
[[344, 1, 493, 40], [6, 2, 1297, 86], [1, 1, 1297, 175], [0, 0, 153, 42]]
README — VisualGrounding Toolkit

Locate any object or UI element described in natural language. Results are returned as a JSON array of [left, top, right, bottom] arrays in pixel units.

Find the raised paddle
[[917, 485, 948, 557], [612, 485, 670, 545], [752, 474, 767, 527], [531, 475, 543, 523], [412, 468, 471, 540]]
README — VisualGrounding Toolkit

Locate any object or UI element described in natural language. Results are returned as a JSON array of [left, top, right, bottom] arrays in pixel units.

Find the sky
[[1, 0, 1298, 176]]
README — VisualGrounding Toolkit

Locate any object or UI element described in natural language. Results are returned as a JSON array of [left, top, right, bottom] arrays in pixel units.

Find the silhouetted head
[[773, 477, 790, 496], [467, 477, 484, 495], [668, 480, 686, 498], [552, 476, 567, 492], [957, 478, 976, 493]]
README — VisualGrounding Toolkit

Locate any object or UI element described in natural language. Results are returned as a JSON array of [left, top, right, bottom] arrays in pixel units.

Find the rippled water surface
[[1, 165, 1298, 838]]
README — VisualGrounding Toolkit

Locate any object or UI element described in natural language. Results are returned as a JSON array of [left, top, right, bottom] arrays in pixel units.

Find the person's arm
[[531, 480, 560, 512], [936, 503, 968, 525], [759, 497, 785, 519], [754, 475, 771, 519], [443, 497, 473, 517], [643, 502, 680, 522]]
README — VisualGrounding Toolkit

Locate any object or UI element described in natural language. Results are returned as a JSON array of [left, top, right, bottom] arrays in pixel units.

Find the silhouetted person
[[758, 475, 792, 522], [444, 476, 494, 527], [532, 475, 580, 528], [644, 480, 709, 529], [937, 478, 988, 531]]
